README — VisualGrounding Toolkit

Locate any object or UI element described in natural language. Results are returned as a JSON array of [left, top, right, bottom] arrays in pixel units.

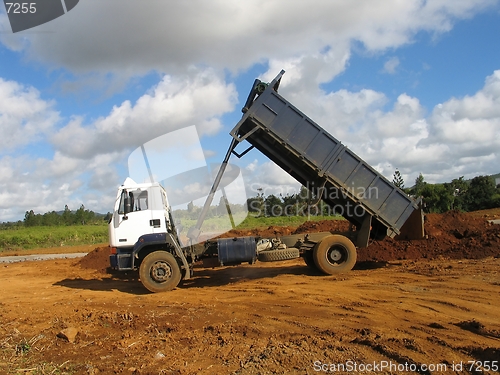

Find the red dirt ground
[[1, 210, 500, 374]]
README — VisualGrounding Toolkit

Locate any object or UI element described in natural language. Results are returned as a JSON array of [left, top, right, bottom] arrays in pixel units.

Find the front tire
[[313, 235, 356, 275], [139, 251, 181, 293]]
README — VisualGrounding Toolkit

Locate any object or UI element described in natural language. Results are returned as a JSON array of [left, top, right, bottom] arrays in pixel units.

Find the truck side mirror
[[122, 190, 131, 218]]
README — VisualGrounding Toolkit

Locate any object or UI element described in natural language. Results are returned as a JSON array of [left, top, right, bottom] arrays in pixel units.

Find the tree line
[[244, 173, 500, 218], [393, 171, 500, 213], [1, 205, 111, 229]]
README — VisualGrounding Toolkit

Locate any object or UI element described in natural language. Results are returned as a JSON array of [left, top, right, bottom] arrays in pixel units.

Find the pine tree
[[392, 169, 405, 189], [412, 173, 426, 197]]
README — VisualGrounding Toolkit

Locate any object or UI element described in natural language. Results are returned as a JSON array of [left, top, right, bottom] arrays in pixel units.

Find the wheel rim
[[326, 245, 348, 266], [150, 261, 172, 282]]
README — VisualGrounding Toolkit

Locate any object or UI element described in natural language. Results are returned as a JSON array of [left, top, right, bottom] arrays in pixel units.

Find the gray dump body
[[230, 71, 421, 242]]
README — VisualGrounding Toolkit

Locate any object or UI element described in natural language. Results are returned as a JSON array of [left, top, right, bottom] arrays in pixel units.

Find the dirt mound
[[218, 224, 296, 238], [76, 246, 111, 274], [425, 210, 487, 240], [218, 219, 351, 239], [360, 210, 500, 262], [293, 219, 350, 234]]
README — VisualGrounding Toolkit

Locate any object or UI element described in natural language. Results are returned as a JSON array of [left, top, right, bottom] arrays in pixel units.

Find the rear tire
[[258, 248, 300, 262], [139, 251, 181, 293], [313, 235, 356, 275], [303, 250, 317, 269]]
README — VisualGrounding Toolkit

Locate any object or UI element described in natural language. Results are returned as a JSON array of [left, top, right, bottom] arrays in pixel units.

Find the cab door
[[148, 186, 169, 234], [111, 187, 154, 247]]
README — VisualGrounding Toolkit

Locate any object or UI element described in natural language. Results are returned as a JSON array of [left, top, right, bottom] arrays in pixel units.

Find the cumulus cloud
[[420, 70, 500, 178], [1, 0, 495, 82], [0, 69, 237, 220], [0, 78, 59, 152], [51, 68, 237, 158], [0, 151, 123, 221], [427, 71, 500, 146], [262, 42, 352, 93], [0, 154, 76, 220], [320, 71, 500, 184]]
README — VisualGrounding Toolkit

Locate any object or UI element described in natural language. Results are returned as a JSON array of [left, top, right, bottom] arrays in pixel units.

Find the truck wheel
[[303, 250, 317, 269], [258, 248, 300, 262], [139, 251, 181, 293], [313, 235, 356, 275]]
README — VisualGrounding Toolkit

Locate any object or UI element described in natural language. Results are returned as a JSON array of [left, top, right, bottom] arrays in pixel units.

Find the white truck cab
[[109, 178, 173, 248]]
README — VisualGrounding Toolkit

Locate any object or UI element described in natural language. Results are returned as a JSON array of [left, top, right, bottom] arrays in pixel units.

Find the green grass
[[234, 214, 343, 229], [176, 214, 343, 236], [0, 223, 108, 252], [0, 215, 343, 252]]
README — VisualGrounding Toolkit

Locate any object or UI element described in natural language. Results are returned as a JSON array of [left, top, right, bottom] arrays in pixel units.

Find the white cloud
[[383, 57, 400, 74], [308, 71, 500, 184], [46, 151, 81, 177], [262, 42, 352, 92], [0, 69, 237, 221], [427, 71, 500, 147], [245, 160, 258, 173], [51, 68, 237, 159], [373, 94, 425, 138], [0, 78, 59, 152], [418, 70, 500, 179], [1, 0, 495, 84], [86, 153, 123, 191], [242, 160, 300, 198], [0, 150, 125, 221]]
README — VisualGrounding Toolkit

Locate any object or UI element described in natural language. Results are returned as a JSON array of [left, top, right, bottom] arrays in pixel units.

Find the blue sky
[[1, 0, 500, 221]]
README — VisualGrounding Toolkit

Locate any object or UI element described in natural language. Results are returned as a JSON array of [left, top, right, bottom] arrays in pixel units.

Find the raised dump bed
[[230, 71, 423, 246]]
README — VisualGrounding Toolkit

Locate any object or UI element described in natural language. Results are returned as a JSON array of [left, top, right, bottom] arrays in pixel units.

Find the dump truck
[[109, 70, 424, 292]]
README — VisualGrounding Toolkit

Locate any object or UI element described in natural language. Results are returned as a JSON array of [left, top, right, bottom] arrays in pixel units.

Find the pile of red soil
[[77, 211, 500, 272], [359, 210, 500, 262], [218, 219, 350, 239], [293, 219, 351, 234], [217, 225, 295, 238], [77, 246, 111, 274]]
